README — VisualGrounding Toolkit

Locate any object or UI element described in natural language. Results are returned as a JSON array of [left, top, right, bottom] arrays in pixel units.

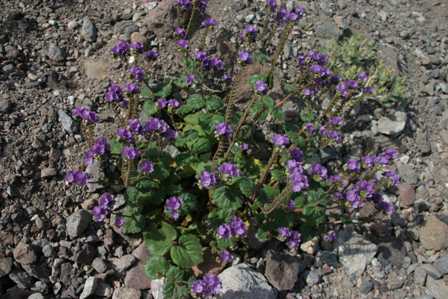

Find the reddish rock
[[132, 243, 149, 263], [420, 215, 448, 251], [398, 184, 415, 208], [125, 263, 151, 290]]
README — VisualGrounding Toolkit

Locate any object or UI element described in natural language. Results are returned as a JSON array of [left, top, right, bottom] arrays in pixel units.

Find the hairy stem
[[269, 22, 293, 79], [251, 148, 279, 202], [186, 0, 198, 38]]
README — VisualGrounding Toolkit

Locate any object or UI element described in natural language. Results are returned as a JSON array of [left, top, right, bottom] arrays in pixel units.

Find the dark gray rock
[[0, 98, 11, 113], [0, 257, 13, 277], [414, 266, 427, 286], [47, 44, 65, 62], [264, 251, 302, 291], [305, 270, 321, 286], [422, 264, 443, 279], [9, 270, 34, 289], [80, 17, 97, 42], [75, 244, 97, 265], [359, 277, 373, 294], [66, 210, 91, 239], [434, 256, 448, 275]]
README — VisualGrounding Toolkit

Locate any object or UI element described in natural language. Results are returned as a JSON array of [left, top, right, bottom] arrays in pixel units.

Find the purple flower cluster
[[309, 163, 328, 180], [122, 146, 140, 160], [287, 160, 309, 193], [191, 274, 222, 297], [218, 250, 233, 264], [241, 25, 257, 41], [272, 134, 290, 147], [277, 4, 305, 23], [129, 66, 145, 81], [277, 227, 301, 249], [105, 83, 126, 106], [218, 162, 240, 177], [164, 196, 183, 220], [323, 230, 337, 242], [130, 42, 144, 53], [65, 170, 88, 186], [255, 80, 268, 94], [157, 98, 181, 109], [177, 0, 208, 11], [176, 39, 189, 49], [144, 49, 159, 60], [84, 137, 109, 166], [72, 106, 99, 123], [126, 82, 140, 94], [92, 193, 114, 222], [194, 50, 225, 72], [319, 126, 343, 143], [215, 122, 232, 138], [111, 40, 130, 56], [138, 160, 154, 174], [217, 216, 247, 239], [199, 171, 218, 189], [239, 51, 252, 64], [201, 17, 217, 28]]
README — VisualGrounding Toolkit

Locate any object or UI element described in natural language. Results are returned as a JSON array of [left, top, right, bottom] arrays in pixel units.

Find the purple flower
[[239, 51, 252, 63], [286, 230, 301, 249], [290, 148, 304, 162], [384, 170, 400, 186], [117, 128, 133, 142], [304, 122, 316, 134], [176, 39, 189, 49], [90, 137, 109, 156], [272, 134, 290, 146], [65, 170, 88, 186], [323, 230, 336, 242], [217, 224, 232, 239], [357, 71, 369, 82], [192, 274, 222, 297], [129, 66, 145, 81], [287, 160, 309, 192], [229, 216, 247, 237], [99, 192, 113, 209], [144, 49, 159, 59], [195, 50, 207, 62], [329, 116, 343, 126], [287, 200, 296, 210], [122, 146, 140, 160], [199, 171, 218, 189], [167, 99, 181, 108], [210, 57, 224, 70], [303, 87, 317, 97], [362, 155, 376, 168], [201, 17, 217, 28], [219, 250, 233, 264], [357, 180, 376, 198], [175, 27, 187, 37], [278, 227, 291, 239], [128, 118, 142, 134], [92, 206, 107, 222], [130, 42, 144, 52], [157, 98, 168, 109], [266, 0, 277, 11], [105, 83, 123, 103], [309, 163, 328, 180], [177, 0, 192, 9], [328, 175, 342, 183], [72, 106, 99, 123], [242, 25, 257, 40], [218, 162, 240, 177], [255, 80, 268, 94], [346, 188, 362, 209], [115, 216, 124, 227], [138, 160, 154, 174], [240, 143, 249, 152], [186, 74, 196, 85], [126, 82, 140, 94], [346, 159, 361, 172], [164, 196, 183, 220], [215, 122, 232, 137], [111, 40, 130, 56], [144, 117, 162, 133]]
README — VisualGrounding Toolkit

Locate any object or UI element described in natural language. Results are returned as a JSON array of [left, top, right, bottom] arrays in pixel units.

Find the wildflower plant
[[66, 1, 402, 298]]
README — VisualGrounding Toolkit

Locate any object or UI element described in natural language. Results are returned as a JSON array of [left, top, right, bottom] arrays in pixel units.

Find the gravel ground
[[0, 0, 447, 298]]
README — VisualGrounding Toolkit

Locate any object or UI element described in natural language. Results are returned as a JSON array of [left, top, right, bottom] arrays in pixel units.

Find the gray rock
[[132, 243, 150, 262], [59, 262, 73, 286], [377, 112, 407, 136], [113, 287, 141, 299], [414, 266, 427, 286], [80, 17, 97, 42], [9, 270, 34, 288], [125, 264, 152, 290], [427, 276, 448, 299], [86, 159, 104, 192], [13, 241, 37, 265], [398, 183, 416, 208], [337, 231, 378, 280], [0, 98, 11, 113], [113, 194, 126, 211], [151, 279, 164, 299], [397, 163, 418, 185], [218, 263, 277, 299], [66, 209, 91, 239], [92, 257, 107, 273], [422, 264, 443, 279], [80, 277, 98, 299], [420, 215, 448, 251], [113, 254, 137, 273], [94, 282, 114, 297], [264, 251, 301, 291], [359, 277, 373, 294], [387, 271, 405, 290], [42, 244, 54, 258], [434, 256, 448, 275], [305, 270, 321, 286], [47, 44, 65, 62], [28, 293, 44, 299], [67, 20, 78, 30], [41, 167, 57, 178], [58, 110, 74, 133], [315, 21, 341, 39], [0, 257, 13, 277], [75, 244, 97, 265]]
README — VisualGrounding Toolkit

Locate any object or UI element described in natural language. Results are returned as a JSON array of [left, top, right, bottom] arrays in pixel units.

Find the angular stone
[[377, 112, 407, 136], [84, 60, 108, 80], [14, 241, 37, 265], [264, 251, 301, 291], [398, 183, 415, 208], [0, 257, 13, 277], [80, 277, 98, 299], [434, 256, 448, 275], [92, 257, 107, 273], [132, 243, 150, 263], [80, 17, 97, 42], [427, 276, 448, 299], [113, 287, 141, 299], [40, 167, 57, 178], [305, 270, 321, 286], [125, 264, 151, 290], [113, 254, 137, 273], [58, 110, 74, 133], [66, 210, 91, 239], [414, 266, 427, 286], [420, 215, 448, 251], [359, 277, 373, 294], [422, 264, 443, 279], [219, 263, 277, 299]]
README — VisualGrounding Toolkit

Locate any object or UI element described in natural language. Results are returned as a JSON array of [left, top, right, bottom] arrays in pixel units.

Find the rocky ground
[[1, 0, 448, 298]]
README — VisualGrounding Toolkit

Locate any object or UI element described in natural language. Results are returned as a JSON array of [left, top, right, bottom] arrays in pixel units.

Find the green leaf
[[176, 94, 205, 116], [155, 81, 173, 98], [122, 206, 145, 234], [109, 139, 123, 155], [144, 256, 169, 280], [238, 177, 255, 198], [140, 84, 154, 100], [144, 222, 177, 256], [163, 267, 190, 299], [205, 95, 223, 111], [143, 100, 158, 116], [170, 234, 203, 268]]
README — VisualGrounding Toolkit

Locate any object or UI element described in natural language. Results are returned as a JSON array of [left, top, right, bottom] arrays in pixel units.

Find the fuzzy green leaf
[[109, 139, 123, 155], [144, 222, 177, 256], [143, 100, 158, 116], [170, 234, 203, 268], [155, 81, 173, 98], [163, 267, 190, 299], [144, 256, 169, 280]]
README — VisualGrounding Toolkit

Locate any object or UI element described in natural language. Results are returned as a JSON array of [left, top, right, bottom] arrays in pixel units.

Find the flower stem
[[251, 148, 279, 202]]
